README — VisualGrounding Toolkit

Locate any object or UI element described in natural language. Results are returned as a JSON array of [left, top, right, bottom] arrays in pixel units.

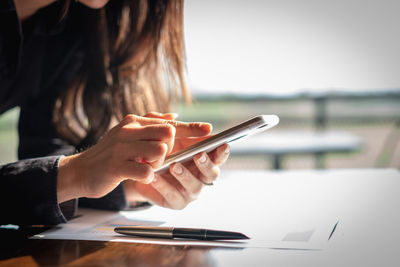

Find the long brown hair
[[54, 0, 189, 148]]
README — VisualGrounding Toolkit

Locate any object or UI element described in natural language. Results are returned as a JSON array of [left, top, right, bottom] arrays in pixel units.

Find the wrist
[[57, 154, 84, 203]]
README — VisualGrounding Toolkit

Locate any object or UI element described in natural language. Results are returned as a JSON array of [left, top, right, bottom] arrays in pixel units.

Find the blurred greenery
[[0, 108, 19, 164], [174, 96, 400, 130], [1, 95, 399, 169]]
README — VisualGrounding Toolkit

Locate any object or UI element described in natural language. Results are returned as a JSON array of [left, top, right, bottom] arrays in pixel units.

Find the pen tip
[[224, 231, 250, 240], [241, 233, 250, 240]]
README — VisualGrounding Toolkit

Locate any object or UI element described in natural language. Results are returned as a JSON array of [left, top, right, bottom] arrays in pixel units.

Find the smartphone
[[155, 115, 279, 173]]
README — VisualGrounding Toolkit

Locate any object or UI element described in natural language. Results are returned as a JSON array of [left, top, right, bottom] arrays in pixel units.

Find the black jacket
[[0, 0, 127, 225]]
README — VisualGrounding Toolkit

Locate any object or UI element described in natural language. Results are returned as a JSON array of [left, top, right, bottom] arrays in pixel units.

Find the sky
[[183, 0, 400, 95]]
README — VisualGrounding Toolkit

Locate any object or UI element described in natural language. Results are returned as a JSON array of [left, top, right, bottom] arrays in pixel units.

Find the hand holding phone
[[155, 115, 279, 173]]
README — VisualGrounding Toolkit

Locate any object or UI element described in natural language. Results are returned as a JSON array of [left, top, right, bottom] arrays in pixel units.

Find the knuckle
[[177, 202, 188, 210], [160, 198, 168, 208], [160, 124, 176, 139], [139, 165, 153, 180], [177, 184, 198, 203], [192, 184, 202, 197], [145, 124, 175, 140], [165, 192, 178, 205], [147, 143, 166, 161], [144, 112, 155, 117], [208, 168, 220, 182], [201, 168, 219, 184], [212, 167, 220, 179], [122, 114, 137, 124], [187, 191, 198, 202], [117, 125, 135, 139], [171, 202, 186, 210], [155, 142, 168, 156]]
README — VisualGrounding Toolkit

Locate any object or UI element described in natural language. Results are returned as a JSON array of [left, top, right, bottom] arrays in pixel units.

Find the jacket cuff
[[0, 156, 70, 225], [37, 155, 70, 224], [59, 199, 78, 220]]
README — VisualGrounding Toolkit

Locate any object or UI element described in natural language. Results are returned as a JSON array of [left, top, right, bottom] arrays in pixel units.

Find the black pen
[[114, 226, 249, 241]]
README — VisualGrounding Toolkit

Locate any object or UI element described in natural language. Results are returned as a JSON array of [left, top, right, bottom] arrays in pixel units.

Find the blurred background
[[1, 0, 399, 170]]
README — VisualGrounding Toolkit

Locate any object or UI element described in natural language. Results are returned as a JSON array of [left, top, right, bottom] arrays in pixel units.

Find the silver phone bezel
[[155, 115, 279, 173]]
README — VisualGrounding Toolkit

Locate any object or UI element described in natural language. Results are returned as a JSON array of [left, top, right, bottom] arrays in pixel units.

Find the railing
[[178, 88, 400, 169]]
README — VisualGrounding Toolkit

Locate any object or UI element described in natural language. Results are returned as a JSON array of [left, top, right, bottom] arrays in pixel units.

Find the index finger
[[125, 115, 212, 138], [169, 120, 212, 138]]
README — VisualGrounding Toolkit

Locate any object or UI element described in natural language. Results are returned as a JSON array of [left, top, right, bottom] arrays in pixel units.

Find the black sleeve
[[0, 91, 128, 226], [0, 156, 70, 225], [17, 90, 128, 216]]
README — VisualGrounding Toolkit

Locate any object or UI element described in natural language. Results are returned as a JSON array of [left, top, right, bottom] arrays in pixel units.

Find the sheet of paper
[[32, 170, 346, 249]]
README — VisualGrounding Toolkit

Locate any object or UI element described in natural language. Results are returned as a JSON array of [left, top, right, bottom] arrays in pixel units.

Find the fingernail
[[224, 145, 230, 154], [198, 153, 207, 163], [169, 113, 179, 119], [198, 123, 212, 132], [173, 164, 183, 175], [204, 123, 213, 131]]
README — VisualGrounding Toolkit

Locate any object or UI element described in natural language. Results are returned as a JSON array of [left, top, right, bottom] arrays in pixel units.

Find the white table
[[209, 168, 400, 267]]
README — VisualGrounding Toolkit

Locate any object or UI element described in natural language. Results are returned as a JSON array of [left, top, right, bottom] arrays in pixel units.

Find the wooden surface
[[0, 238, 217, 267], [0, 236, 328, 267]]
